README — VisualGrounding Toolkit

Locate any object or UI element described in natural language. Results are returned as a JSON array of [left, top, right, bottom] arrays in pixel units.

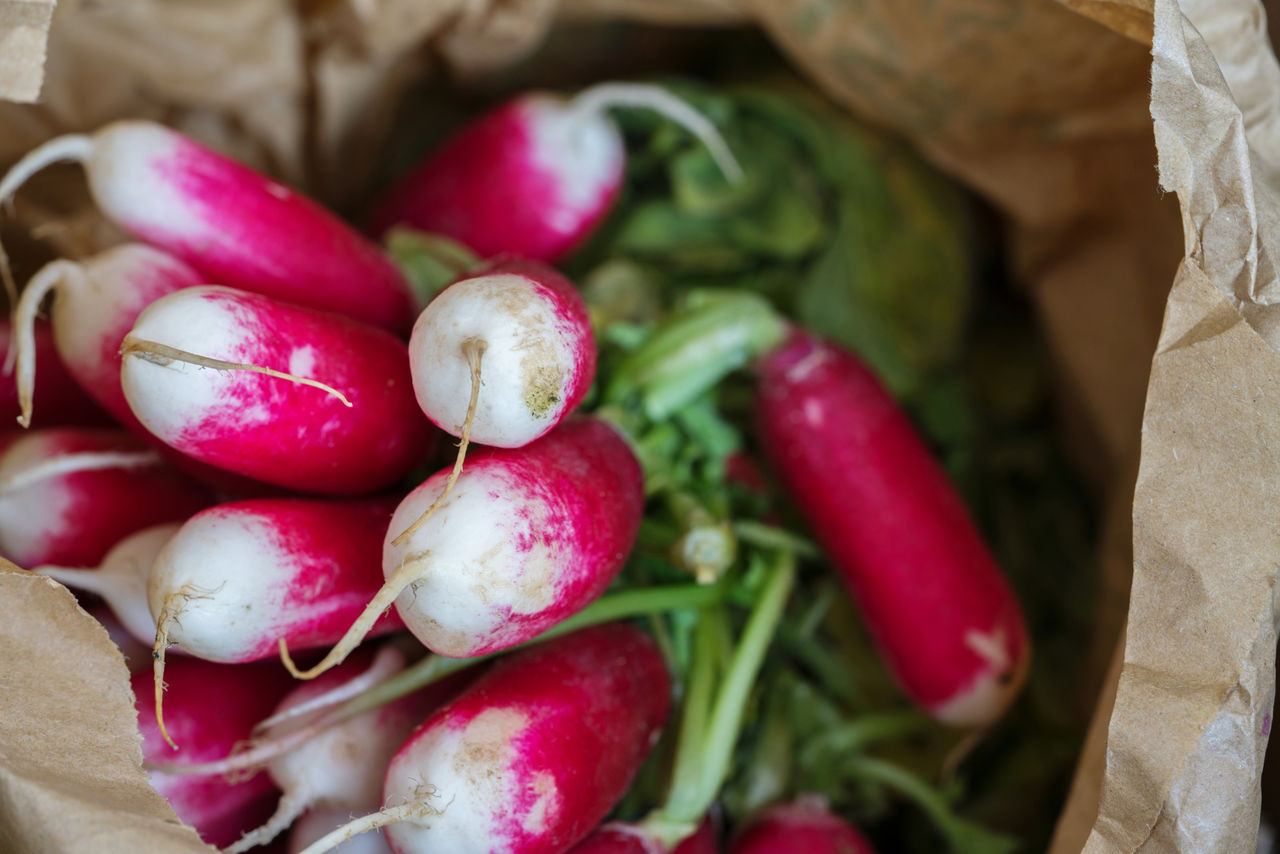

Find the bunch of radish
[[0, 77, 1043, 854]]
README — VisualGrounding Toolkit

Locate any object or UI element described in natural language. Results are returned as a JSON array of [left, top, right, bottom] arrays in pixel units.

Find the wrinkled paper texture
[[0, 0, 1276, 852]]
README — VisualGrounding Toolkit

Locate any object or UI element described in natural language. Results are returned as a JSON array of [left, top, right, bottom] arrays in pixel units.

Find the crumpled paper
[[0, 0, 1276, 851]]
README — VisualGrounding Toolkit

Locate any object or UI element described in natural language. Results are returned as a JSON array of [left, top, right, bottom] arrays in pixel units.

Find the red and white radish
[[31, 521, 179, 646], [408, 258, 595, 449], [0, 318, 111, 428], [120, 285, 433, 494], [0, 121, 415, 333], [285, 416, 643, 679], [0, 428, 209, 568], [729, 798, 875, 854], [11, 244, 203, 429], [133, 657, 294, 848], [367, 83, 741, 263], [391, 258, 596, 544], [570, 818, 718, 854], [755, 330, 1029, 726], [296, 622, 670, 854], [176, 647, 470, 854], [149, 496, 405, 747]]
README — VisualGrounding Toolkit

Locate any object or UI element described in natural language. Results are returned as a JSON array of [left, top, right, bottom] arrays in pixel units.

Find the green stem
[[644, 552, 797, 844], [663, 611, 720, 806], [797, 712, 931, 770], [844, 755, 975, 843], [336, 582, 727, 721], [732, 520, 819, 560]]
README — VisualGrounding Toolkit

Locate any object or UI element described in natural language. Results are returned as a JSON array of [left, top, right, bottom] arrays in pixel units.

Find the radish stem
[[279, 562, 419, 680], [293, 796, 442, 854], [222, 790, 308, 854], [121, 336, 353, 407], [642, 552, 797, 847], [0, 449, 161, 496], [12, 260, 87, 426], [566, 83, 743, 184], [391, 338, 485, 546], [0, 134, 94, 207]]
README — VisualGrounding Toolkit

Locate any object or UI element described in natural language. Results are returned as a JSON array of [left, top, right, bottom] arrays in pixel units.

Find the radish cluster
[[1, 78, 1039, 854]]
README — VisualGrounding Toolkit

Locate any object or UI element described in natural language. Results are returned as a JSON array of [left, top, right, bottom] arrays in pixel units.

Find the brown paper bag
[[0, 0, 1276, 851]]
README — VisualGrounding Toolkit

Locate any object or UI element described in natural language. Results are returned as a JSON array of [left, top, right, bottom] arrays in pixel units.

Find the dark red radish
[[133, 657, 294, 849], [0, 122, 415, 333], [367, 83, 741, 263], [120, 286, 433, 494], [148, 497, 406, 747], [290, 811, 393, 854], [391, 258, 596, 545], [295, 623, 670, 854], [0, 428, 209, 568], [32, 521, 179, 646], [11, 244, 203, 429], [571, 818, 718, 854], [755, 330, 1029, 726], [729, 798, 875, 854], [0, 318, 111, 428], [284, 416, 643, 680]]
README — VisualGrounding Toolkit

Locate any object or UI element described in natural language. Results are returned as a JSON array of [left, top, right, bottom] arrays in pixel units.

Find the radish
[[0, 121, 415, 333], [133, 657, 294, 848], [367, 83, 741, 263], [0, 318, 111, 428], [150, 646, 471, 854], [120, 285, 433, 494], [570, 819, 718, 854], [283, 416, 643, 680], [392, 258, 595, 544], [11, 243, 204, 429], [295, 622, 670, 854], [0, 427, 209, 568], [291, 811, 393, 854], [407, 258, 594, 449], [754, 330, 1029, 727], [148, 496, 406, 747], [729, 798, 875, 854], [31, 521, 180, 646]]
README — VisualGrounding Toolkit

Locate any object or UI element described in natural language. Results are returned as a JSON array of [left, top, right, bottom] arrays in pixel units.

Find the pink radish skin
[[133, 658, 294, 848], [298, 623, 670, 854], [0, 428, 209, 568], [11, 244, 204, 430], [0, 319, 111, 428], [1, 122, 415, 333], [755, 330, 1029, 727], [368, 84, 740, 263], [291, 811, 394, 854], [570, 818, 718, 854], [729, 798, 875, 854], [149, 497, 405, 666], [408, 258, 595, 448], [290, 417, 642, 680], [32, 522, 180, 646], [220, 649, 473, 854], [120, 286, 433, 494]]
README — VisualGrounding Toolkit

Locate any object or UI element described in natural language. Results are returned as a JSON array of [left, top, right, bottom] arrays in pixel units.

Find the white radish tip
[[567, 82, 744, 184], [0, 449, 162, 497]]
